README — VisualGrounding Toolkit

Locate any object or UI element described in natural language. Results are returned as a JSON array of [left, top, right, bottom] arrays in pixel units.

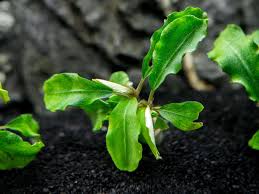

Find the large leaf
[[82, 100, 111, 132], [5, 114, 40, 138], [106, 97, 142, 172], [44, 73, 113, 112], [149, 15, 207, 90], [142, 7, 206, 79], [249, 130, 259, 150], [0, 130, 44, 170], [0, 83, 10, 104], [138, 106, 161, 159], [158, 101, 204, 131], [208, 25, 259, 102]]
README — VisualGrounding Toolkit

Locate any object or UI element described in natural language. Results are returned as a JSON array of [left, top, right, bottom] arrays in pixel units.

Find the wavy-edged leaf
[[82, 100, 111, 132], [142, 7, 206, 79], [249, 130, 259, 150], [158, 101, 204, 131], [106, 97, 142, 172], [5, 114, 40, 138], [138, 106, 161, 159], [208, 25, 259, 102], [44, 73, 113, 112], [109, 71, 130, 85], [0, 83, 10, 104], [149, 15, 207, 90], [0, 130, 44, 170]]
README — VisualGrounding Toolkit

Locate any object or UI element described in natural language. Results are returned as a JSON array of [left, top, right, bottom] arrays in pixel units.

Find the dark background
[[1, 0, 259, 113]]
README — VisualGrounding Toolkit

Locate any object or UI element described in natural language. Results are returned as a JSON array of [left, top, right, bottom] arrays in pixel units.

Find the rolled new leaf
[[43, 73, 113, 112], [142, 7, 207, 79], [0, 114, 44, 170], [0, 83, 10, 104], [138, 106, 161, 159], [106, 97, 142, 172], [208, 25, 259, 102], [158, 101, 204, 131]]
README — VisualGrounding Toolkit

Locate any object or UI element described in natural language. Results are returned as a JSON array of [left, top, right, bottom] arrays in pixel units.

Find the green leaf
[[44, 73, 113, 112], [0, 130, 44, 170], [138, 106, 161, 159], [158, 101, 204, 131], [149, 15, 207, 90], [249, 30, 259, 47], [5, 114, 40, 138], [154, 116, 169, 131], [109, 71, 130, 85], [208, 25, 259, 102], [142, 7, 207, 81], [0, 83, 10, 104], [82, 100, 111, 132], [106, 97, 142, 172], [249, 130, 259, 150]]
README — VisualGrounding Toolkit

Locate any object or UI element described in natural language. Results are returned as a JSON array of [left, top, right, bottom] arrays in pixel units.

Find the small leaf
[[0, 130, 44, 170], [154, 116, 169, 131], [106, 97, 142, 172], [142, 7, 207, 81], [249, 130, 259, 150], [208, 25, 259, 102], [249, 30, 259, 47], [159, 101, 204, 131], [44, 73, 113, 112], [109, 71, 130, 85], [0, 83, 10, 104], [82, 100, 111, 132], [138, 106, 161, 159], [93, 79, 135, 97], [5, 114, 40, 138], [149, 15, 207, 90]]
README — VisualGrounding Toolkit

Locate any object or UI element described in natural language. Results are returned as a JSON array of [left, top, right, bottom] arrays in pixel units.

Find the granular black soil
[[1, 84, 259, 193]]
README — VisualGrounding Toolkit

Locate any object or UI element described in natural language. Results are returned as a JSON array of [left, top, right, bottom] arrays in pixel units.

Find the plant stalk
[[0, 126, 6, 130], [135, 78, 145, 97], [148, 90, 155, 105]]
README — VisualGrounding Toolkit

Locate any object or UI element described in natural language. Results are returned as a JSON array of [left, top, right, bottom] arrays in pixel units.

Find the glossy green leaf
[[82, 100, 111, 132], [0, 130, 44, 170], [0, 83, 10, 104], [5, 114, 40, 138], [138, 106, 161, 159], [208, 25, 259, 102], [109, 71, 130, 85], [249, 130, 259, 150], [44, 73, 113, 112], [159, 101, 204, 131], [142, 7, 206, 79], [154, 116, 169, 131], [149, 15, 207, 90], [106, 97, 142, 172]]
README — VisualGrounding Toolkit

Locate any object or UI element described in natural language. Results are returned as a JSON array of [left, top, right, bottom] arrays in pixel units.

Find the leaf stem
[[148, 90, 155, 105], [135, 78, 145, 97], [0, 125, 6, 130]]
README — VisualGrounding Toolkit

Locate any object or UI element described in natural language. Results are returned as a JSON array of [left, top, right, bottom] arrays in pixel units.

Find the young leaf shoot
[[43, 7, 206, 172], [208, 24, 259, 150]]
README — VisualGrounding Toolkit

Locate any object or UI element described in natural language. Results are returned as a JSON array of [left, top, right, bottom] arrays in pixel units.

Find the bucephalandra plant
[[43, 7, 207, 172], [0, 83, 44, 170], [208, 24, 259, 150]]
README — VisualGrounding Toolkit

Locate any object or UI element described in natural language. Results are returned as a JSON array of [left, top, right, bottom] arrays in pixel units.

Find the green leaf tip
[[208, 24, 259, 102], [249, 130, 259, 150], [0, 114, 44, 170], [0, 82, 10, 104]]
